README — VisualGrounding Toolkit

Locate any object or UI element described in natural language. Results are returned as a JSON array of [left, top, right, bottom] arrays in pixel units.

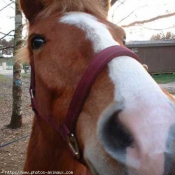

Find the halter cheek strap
[[30, 45, 140, 161]]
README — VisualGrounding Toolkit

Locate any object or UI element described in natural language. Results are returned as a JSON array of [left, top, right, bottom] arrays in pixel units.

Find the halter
[[30, 45, 139, 161]]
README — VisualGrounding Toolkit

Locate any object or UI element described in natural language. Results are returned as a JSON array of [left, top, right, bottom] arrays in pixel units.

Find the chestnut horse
[[19, 0, 175, 174]]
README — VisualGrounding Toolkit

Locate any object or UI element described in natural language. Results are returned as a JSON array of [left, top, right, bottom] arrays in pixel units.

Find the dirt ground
[[0, 74, 174, 175], [159, 81, 175, 95], [0, 76, 33, 174]]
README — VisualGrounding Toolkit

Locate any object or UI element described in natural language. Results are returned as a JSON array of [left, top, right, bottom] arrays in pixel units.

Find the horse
[[19, 0, 175, 174]]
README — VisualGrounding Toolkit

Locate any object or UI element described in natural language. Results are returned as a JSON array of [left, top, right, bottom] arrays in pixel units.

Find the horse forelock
[[16, 46, 30, 64], [36, 0, 107, 20]]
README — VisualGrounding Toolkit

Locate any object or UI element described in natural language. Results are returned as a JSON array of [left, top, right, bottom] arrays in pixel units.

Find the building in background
[[126, 39, 175, 73]]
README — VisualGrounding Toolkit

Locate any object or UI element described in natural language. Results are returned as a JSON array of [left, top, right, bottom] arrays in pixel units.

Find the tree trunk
[[8, 0, 23, 128]]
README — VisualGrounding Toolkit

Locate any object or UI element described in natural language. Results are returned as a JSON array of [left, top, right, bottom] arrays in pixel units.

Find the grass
[[0, 72, 30, 83], [0, 74, 11, 83], [22, 73, 30, 79], [152, 73, 175, 84]]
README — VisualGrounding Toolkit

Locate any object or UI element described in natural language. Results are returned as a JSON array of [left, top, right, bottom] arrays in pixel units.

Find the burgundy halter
[[30, 45, 139, 160]]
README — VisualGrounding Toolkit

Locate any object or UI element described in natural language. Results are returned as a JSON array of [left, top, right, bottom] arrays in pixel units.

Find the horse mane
[[37, 0, 107, 19], [16, 46, 30, 63]]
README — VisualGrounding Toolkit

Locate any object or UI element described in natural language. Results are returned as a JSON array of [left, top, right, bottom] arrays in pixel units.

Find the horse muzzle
[[97, 101, 175, 175]]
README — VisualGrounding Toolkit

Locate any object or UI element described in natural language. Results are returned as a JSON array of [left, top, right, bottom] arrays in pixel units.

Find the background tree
[[0, 38, 14, 55], [150, 31, 175, 40], [121, 12, 175, 28], [109, 0, 175, 40], [8, 0, 23, 128]]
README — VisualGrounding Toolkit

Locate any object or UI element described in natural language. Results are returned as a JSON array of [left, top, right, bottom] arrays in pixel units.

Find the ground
[[0, 74, 33, 175], [0, 71, 174, 175], [159, 81, 175, 94]]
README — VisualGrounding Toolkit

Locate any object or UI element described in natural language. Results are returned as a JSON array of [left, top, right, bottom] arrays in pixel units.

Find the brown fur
[[19, 0, 125, 174], [23, 17, 96, 173], [19, 0, 175, 174]]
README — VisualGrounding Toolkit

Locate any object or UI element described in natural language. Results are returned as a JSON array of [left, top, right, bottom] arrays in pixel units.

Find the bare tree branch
[[117, 5, 147, 24], [116, 0, 126, 7], [2, 0, 15, 9], [0, 46, 14, 51], [121, 12, 175, 28], [0, 2, 13, 11], [111, 0, 127, 21], [142, 25, 175, 31], [0, 30, 15, 40], [0, 31, 14, 37]]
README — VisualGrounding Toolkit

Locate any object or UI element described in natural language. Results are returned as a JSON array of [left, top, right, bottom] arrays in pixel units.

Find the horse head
[[19, 0, 175, 174]]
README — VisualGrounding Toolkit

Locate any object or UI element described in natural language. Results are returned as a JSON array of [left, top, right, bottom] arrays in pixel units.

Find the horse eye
[[31, 37, 45, 50]]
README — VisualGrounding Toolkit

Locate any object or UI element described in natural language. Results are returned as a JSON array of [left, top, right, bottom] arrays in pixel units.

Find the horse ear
[[19, 0, 44, 22]]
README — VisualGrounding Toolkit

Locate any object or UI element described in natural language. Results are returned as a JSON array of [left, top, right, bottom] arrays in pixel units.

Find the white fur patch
[[108, 56, 167, 104], [107, 56, 175, 173], [60, 12, 118, 53]]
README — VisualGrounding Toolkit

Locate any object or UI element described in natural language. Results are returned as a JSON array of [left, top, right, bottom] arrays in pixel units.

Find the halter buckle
[[67, 133, 80, 159]]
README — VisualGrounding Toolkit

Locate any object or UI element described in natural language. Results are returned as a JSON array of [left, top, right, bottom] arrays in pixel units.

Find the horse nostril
[[102, 110, 133, 150], [98, 102, 175, 174], [98, 105, 134, 163]]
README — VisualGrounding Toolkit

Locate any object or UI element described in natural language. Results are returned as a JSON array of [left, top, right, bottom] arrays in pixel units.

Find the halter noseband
[[30, 45, 139, 161]]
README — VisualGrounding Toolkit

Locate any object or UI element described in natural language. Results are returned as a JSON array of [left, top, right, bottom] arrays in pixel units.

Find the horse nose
[[98, 102, 175, 175], [98, 108, 134, 160]]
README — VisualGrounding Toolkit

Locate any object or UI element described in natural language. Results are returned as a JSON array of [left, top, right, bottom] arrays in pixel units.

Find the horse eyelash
[[29, 34, 46, 42]]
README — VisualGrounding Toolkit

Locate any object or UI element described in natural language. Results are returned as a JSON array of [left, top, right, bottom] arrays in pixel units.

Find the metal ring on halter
[[66, 133, 80, 159]]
